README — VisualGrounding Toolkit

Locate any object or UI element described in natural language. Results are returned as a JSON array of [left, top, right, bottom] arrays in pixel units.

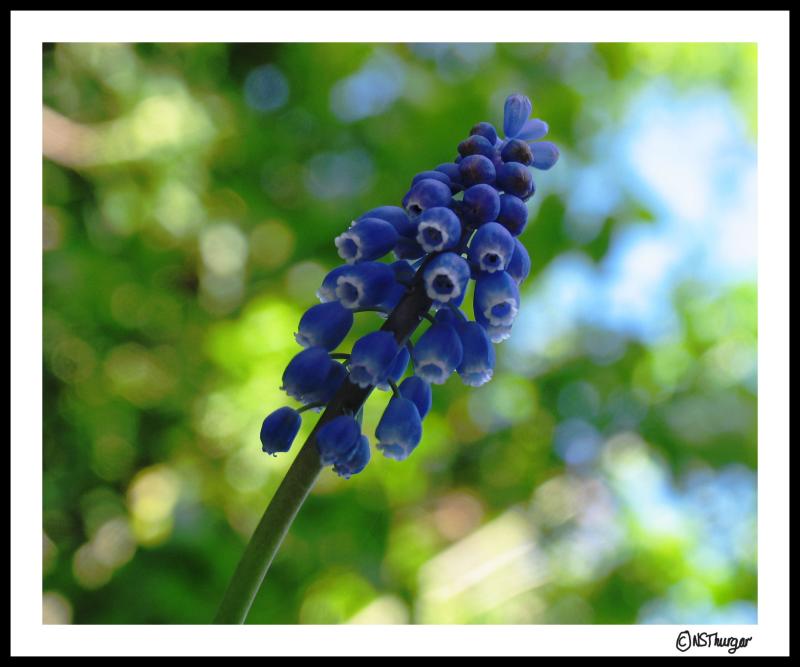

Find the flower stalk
[[214, 93, 558, 623]]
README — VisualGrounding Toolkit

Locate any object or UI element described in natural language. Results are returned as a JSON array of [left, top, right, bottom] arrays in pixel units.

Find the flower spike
[[261, 93, 557, 479]]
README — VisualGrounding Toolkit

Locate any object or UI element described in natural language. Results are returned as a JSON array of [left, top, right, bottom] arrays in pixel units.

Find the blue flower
[[262, 93, 559, 471], [281, 346, 336, 403], [359, 206, 414, 238], [474, 270, 520, 329], [376, 344, 410, 391], [398, 375, 432, 419], [500, 139, 533, 166], [455, 320, 495, 387], [423, 252, 470, 306], [434, 309, 494, 386], [411, 170, 453, 190], [415, 206, 461, 253], [412, 321, 463, 385], [433, 304, 462, 327], [260, 406, 302, 455], [461, 183, 500, 226], [317, 264, 350, 303], [468, 222, 515, 274], [377, 282, 407, 314], [530, 141, 560, 171], [316, 415, 361, 466], [458, 134, 496, 159], [497, 193, 528, 236], [348, 330, 400, 388], [295, 301, 354, 351], [333, 434, 371, 479], [393, 236, 426, 260], [503, 95, 552, 146], [516, 118, 548, 142], [376, 397, 423, 461], [335, 217, 398, 264], [469, 121, 498, 146], [402, 178, 452, 217], [390, 260, 416, 286], [435, 163, 463, 193], [441, 284, 466, 310], [475, 314, 512, 344], [302, 360, 346, 405], [334, 261, 396, 310], [496, 162, 534, 200], [459, 154, 496, 188], [379, 259, 416, 311], [507, 238, 531, 285], [501, 95, 558, 172], [503, 94, 533, 139]]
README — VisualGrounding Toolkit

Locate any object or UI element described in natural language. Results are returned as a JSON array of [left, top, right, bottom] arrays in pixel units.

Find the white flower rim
[[334, 231, 362, 263], [482, 298, 518, 326], [348, 362, 376, 389], [486, 325, 512, 343], [335, 275, 364, 309], [415, 359, 450, 385], [416, 220, 451, 252], [478, 244, 510, 272], [424, 267, 463, 303], [294, 331, 314, 348], [459, 365, 494, 387]]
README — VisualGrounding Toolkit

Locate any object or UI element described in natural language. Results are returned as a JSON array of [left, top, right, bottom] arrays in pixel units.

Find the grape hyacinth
[[259, 93, 559, 478], [219, 92, 559, 625]]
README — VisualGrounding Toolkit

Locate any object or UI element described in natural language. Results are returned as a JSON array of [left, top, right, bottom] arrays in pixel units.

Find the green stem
[[213, 436, 322, 624], [297, 401, 326, 414]]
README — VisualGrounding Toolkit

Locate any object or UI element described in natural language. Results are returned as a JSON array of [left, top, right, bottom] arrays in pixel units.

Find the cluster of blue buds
[[260, 94, 558, 477]]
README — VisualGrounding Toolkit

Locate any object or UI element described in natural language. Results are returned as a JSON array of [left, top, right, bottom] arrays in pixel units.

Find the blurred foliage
[[42, 42, 757, 625]]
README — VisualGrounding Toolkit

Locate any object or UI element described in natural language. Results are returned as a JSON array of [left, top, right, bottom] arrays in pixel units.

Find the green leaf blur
[[42, 42, 757, 625]]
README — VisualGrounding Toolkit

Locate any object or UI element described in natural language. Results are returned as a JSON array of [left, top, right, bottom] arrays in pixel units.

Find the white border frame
[[11, 10, 789, 656]]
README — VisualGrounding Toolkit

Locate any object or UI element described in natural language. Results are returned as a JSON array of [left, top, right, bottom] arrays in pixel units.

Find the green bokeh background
[[42, 43, 757, 624]]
